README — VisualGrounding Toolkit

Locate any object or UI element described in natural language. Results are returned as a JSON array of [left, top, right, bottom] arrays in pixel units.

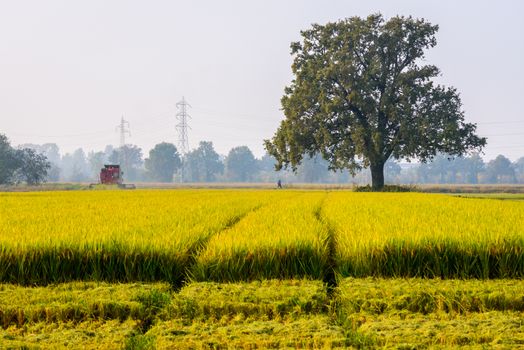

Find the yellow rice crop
[[0, 190, 523, 283], [192, 192, 330, 281], [0, 190, 280, 284], [322, 192, 524, 278]]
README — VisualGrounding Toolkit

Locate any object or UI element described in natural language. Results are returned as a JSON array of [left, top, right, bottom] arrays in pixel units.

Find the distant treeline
[[2, 134, 523, 185]]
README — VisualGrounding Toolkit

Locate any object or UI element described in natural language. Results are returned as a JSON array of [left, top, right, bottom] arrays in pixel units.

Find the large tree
[[145, 142, 181, 182], [0, 134, 19, 184], [225, 146, 258, 182], [0, 134, 50, 185], [485, 155, 516, 184], [184, 141, 223, 182], [14, 148, 51, 185], [264, 14, 486, 190]]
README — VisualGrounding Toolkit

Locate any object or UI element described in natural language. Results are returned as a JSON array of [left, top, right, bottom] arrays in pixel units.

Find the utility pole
[[176, 97, 191, 182], [116, 116, 131, 177]]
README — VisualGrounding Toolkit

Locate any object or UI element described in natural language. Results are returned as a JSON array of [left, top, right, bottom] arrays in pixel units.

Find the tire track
[[181, 193, 304, 288], [313, 192, 338, 296]]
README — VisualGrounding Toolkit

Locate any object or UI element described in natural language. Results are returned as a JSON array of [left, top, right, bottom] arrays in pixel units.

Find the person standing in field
[[277, 179, 282, 189]]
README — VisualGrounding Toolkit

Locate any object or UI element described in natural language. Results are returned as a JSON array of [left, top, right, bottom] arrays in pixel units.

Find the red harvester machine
[[99, 164, 135, 189]]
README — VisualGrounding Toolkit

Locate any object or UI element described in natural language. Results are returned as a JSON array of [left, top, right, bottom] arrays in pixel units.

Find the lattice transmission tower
[[116, 116, 131, 148], [175, 97, 191, 155], [116, 116, 131, 170]]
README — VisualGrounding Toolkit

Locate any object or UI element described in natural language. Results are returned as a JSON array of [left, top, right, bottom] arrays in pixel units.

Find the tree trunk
[[370, 161, 385, 190]]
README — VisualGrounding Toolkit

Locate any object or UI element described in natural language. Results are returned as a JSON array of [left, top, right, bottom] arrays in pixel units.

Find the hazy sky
[[1, 0, 523, 161]]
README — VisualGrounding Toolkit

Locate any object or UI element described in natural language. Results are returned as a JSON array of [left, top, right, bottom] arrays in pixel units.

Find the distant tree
[[0, 135, 51, 185], [486, 155, 516, 183], [0, 134, 19, 184], [255, 153, 285, 182], [103, 145, 114, 160], [296, 154, 330, 183], [40, 143, 61, 165], [145, 143, 181, 182], [258, 153, 277, 172], [264, 14, 486, 190], [461, 153, 484, 184], [46, 164, 61, 182], [428, 154, 451, 183], [62, 148, 90, 182], [88, 151, 107, 180], [416, 162, 430, 184], [20, 143, 61, 165], [384, 159, 402, 183], [515, 157, 524, 183], [184, 141, 223, 182], [17, 143, 61, 181], [13, 148, 51, 185], [225, 146, 258, 182], [109, 145, 143, 181]]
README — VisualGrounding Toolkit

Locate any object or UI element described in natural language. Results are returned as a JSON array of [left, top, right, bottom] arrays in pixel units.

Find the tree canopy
[[0, 134, 51, 185], [109, 145, 143, 182], [225, 146, 258, 182], [264, 14, 486, 189], [486, 155, 516, 183], [184, 141, 223, 182], [145, 142, 181, 182]]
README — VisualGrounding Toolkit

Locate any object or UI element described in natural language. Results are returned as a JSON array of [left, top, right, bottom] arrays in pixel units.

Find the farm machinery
[[98, 164, 135, 189]]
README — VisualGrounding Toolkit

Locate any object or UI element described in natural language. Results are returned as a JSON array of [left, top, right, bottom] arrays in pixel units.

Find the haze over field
[[0, 0, 523, 160]]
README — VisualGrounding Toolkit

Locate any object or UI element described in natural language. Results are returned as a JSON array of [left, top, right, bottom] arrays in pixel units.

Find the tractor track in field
[[313, 192, 338, 296], [178, 202, 272, 290]]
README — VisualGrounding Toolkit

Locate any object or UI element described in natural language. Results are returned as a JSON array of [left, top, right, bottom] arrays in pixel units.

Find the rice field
[[1, 189, 523, 348], [0, 190, 285, 284], [1, 190, 522, 283], [192, 192, 329, 281], [1, 279, 523, 349], [323, 192, 524, 278]]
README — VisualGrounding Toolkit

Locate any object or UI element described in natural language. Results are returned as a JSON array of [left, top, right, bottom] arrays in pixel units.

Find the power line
[[477, 120, 524, 125]]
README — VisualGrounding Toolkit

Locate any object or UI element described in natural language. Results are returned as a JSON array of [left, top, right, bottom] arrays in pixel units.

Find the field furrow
[[0, 190, 282, 284], [191, 192, 330, 281]]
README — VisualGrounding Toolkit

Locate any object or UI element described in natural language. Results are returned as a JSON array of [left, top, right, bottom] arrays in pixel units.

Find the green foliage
[[109, 145, 143, 182], [0, 134, 50, 185], [145, 143, 181, 183], [13, 148, 51, 185], [265, 14, 486, 190], [0, 134, 20, 184], [486, 154, 517, 183], [183, 141, 223, 182], [225, 145, 258, 182]]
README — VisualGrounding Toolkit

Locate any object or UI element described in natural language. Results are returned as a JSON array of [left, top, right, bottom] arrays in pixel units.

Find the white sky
[[0, 0, 523, 160]]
